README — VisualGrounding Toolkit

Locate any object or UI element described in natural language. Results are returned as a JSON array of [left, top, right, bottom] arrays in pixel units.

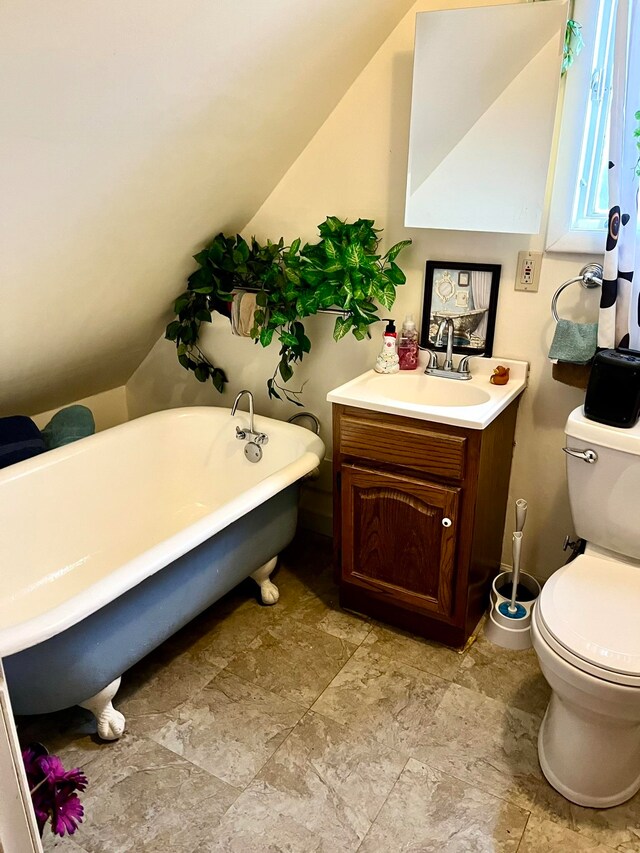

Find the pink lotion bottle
[[398, 314, 419, 370]]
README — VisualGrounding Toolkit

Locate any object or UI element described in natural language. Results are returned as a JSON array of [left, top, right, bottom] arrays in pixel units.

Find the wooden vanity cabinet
[[332, 401, 520, 647]]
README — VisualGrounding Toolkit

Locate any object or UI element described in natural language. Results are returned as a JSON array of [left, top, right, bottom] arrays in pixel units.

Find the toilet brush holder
[[485, 570, 541, 650]]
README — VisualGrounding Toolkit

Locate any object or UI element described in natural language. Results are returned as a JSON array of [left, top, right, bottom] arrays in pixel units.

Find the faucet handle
[[457, 354, 478, 375], [235, 425, 247, 440], [424, 350, 438, 373]]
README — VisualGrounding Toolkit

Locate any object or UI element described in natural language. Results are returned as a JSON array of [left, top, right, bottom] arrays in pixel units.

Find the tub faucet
[[231, 390, 268, 445]]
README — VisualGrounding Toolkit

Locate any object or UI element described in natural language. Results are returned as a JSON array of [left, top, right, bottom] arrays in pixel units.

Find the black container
[[584, 348, 640, 428]]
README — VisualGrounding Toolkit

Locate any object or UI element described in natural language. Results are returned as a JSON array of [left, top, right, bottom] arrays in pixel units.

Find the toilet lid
[[538, 554, 640, 681]]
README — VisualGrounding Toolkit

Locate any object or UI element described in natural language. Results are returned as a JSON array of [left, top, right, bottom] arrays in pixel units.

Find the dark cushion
[[0, 416, 46, 469]]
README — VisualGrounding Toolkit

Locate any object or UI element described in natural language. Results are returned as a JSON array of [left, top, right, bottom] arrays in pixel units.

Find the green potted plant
[[166, 217, 411, 404]]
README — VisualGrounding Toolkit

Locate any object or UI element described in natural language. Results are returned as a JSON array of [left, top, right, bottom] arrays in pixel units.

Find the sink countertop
[[326, 356, 529, 429]]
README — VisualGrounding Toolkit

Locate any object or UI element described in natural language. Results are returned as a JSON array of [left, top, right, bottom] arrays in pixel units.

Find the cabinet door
[[341, 464, 459, 617]]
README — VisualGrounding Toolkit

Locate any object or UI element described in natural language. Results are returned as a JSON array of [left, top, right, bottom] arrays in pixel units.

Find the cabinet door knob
[[442, 517, 452, 528]]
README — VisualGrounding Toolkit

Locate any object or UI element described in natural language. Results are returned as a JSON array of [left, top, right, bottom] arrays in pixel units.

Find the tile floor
[[17, 532, 640, 852]]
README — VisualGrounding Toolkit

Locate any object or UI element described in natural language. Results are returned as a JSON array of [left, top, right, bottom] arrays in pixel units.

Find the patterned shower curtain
[[598, 0, 640, 350]]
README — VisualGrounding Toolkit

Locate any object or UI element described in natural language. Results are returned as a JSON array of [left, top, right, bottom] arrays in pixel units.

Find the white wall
[[0, 0, 415, 418], [128, 0, 601, 580]]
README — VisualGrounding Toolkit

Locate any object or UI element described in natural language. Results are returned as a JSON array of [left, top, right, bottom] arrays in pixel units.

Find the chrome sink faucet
[[231, 390, 268, 445], [424, 318, 473, 381], [437, 318, 455, 371]]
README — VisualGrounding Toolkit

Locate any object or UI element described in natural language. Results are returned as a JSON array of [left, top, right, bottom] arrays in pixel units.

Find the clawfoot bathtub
[[0, 407, 324, 740]]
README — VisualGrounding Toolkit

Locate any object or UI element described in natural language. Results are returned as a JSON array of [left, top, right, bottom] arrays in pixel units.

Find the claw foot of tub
[[79, 676, 125, 741], [250, 557, 279, 605]]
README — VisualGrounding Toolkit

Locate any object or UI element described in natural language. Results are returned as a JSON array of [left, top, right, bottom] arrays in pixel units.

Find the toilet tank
[[565, 407, 640, 560]]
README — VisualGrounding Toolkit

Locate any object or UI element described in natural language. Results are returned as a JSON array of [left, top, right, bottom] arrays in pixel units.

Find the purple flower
[[38, 755, 88, 792], [50, 791, 85, 837], [21, 744, 87, 837]]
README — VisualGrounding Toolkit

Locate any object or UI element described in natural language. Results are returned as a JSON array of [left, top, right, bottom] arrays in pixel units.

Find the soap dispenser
[[398, 314, 419, 370], [374, 319, 400, 374]]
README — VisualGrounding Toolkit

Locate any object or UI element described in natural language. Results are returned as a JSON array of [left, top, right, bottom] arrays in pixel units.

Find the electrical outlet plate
[[515, 250, 543, 292]]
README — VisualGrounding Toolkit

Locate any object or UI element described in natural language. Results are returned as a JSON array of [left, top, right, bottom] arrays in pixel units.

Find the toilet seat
[[537, 553, 640, 687]]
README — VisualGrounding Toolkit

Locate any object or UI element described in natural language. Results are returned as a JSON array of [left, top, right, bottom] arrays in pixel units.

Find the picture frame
[[420, 260, 501, 357]]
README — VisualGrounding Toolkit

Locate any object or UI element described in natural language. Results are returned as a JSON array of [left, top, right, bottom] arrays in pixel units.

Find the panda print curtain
[[598, 0, 640, 350]]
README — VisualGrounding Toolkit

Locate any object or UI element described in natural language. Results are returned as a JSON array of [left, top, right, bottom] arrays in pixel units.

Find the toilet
[[532, 405, 640, 809]]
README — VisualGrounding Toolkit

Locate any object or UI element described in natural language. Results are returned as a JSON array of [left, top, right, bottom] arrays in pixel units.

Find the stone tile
[[359, 758, 528, 852], [42, 834, 91, 852], [75, 735, 237, 853], [569, 793, 640, 852], [146, 670, 305, 788], [362, 621, 464, 681], [407, 682, 573, 823], [311, 645, 449, 755], [117, 586, 287, 725], [454, 632, 551, 717], [225, 620, 356, 707], [202, 711, 406, 852], [518, 815, 618, 852]]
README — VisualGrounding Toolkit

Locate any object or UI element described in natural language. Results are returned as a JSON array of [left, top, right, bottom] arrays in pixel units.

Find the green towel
[[42, 405, 95, 449], [548, 320, 598, 364]]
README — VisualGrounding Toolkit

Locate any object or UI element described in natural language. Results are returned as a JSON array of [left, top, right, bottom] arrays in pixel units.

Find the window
[[547, 0, 615, 253]]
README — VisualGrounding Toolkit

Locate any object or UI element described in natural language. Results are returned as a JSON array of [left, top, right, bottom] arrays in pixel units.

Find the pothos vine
[[166, 217, 412, 405]]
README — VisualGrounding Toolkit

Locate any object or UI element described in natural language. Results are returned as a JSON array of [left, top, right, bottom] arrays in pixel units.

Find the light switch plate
[[515, 250, 543, 292]]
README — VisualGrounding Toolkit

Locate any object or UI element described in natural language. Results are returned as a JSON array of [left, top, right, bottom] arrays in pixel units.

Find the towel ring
[[551, 263, 603, 323]]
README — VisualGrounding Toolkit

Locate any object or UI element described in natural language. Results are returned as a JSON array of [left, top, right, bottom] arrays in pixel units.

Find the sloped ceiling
[[0, 0, 415, 416]]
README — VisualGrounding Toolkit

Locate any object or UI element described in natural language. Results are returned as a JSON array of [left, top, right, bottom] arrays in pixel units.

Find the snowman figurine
[[374, 319, 400, 374]]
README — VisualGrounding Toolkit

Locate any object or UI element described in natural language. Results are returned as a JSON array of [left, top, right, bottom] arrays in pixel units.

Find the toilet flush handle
[[563, 447, 598, 464]]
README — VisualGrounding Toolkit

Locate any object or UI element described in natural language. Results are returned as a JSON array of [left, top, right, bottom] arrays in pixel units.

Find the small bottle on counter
[[374, 319, 400, 374], [398, 314, 419, 370]]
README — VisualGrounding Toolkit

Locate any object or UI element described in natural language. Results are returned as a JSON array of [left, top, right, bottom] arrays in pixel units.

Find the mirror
[[405, 1, 568, 234], [420, 260, 501, 357]]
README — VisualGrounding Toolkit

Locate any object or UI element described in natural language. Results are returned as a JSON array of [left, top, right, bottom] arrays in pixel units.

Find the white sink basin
[[359, 373, 492, 407], [327, 357, 528, 429]]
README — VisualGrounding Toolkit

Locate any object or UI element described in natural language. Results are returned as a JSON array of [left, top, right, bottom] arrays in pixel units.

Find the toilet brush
[[504, 532, 526, 617], [515, 498, 528, 533]]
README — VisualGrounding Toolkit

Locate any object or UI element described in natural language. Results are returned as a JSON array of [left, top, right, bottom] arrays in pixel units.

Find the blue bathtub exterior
[[5, 484, 298, 715]]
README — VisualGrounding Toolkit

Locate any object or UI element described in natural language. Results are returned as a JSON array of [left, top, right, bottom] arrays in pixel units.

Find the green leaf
[[299, 265, 325, 286], [191, 283, 214, 294], [165, 321, 180, 341], [324, 239, 339, 261], [288, 237, 301, 257], [211, 370, 225, 393], [316, 282, 337, 308], [260, 327, 274, 347], [296, 292, 319, 316], [256, 290, 268, 307], [383, 239, 412, 263], [375, 282, 396, 310], [333, 315, 353, 341], [254, 309, 265, 325], [195, 364, 209, 382], [300, 334, 311, 353], [285, 267, 301, 285], [174, 293, 191, 313], [270, 309, 289, 326], [386, 262, 406, 284], [344, 243, 365, 269], [279, 359, 293, 383], [267, 378, 282, 400], [195, 309, 212, 322], [353, 324, 368, 341], [280, 331, 299, 347]]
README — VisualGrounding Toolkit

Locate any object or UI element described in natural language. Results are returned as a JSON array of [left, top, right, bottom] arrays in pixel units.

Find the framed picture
[[420, 260, 501, 356]]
